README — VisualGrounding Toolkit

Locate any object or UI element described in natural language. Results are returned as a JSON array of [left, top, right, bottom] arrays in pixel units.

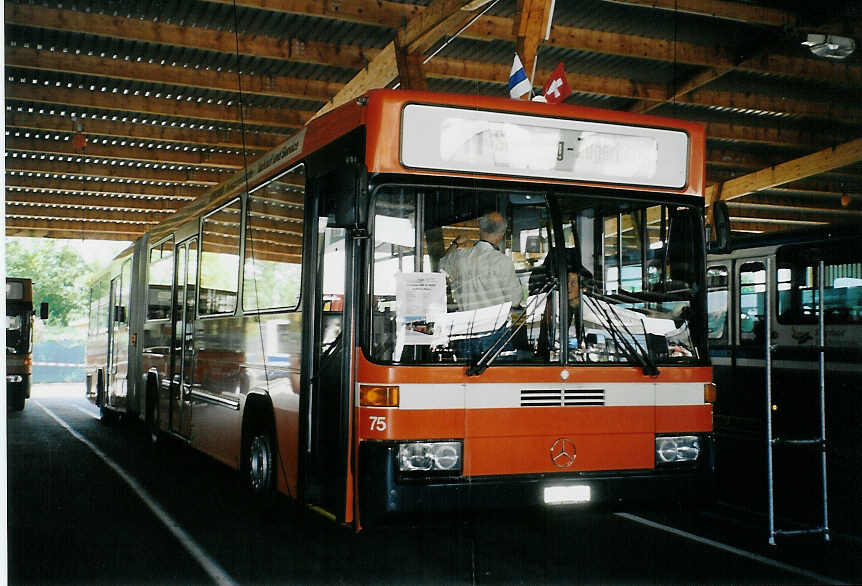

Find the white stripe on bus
[[35, 401, 237, 586], [357, 382, 706, 409]]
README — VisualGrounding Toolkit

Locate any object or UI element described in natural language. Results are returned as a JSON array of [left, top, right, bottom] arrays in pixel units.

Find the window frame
[[241, 165, 306, 314], [198, 197, 243, 317]]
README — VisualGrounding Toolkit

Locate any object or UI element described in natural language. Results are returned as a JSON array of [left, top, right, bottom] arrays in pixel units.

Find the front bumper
[[359, 435, 714, 520]]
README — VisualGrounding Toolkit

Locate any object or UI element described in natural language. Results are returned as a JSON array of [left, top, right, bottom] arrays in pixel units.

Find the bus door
[[729, 256, 769, 427], [107, 261, 132, 408], [169, 237, 198, 438], [302, 205, 351, 519], [106, 274, 122, 407]]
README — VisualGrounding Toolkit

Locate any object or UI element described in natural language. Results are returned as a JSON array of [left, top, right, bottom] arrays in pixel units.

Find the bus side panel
[[127, 237, 149, 419], [187, 313, 303, 498], [248, 312, 303, 498], [85, 277, 109, 406]]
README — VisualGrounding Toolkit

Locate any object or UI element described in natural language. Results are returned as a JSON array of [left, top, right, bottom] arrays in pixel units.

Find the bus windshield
[[6, 307, 30, 355], [369, 185, 706, 367]]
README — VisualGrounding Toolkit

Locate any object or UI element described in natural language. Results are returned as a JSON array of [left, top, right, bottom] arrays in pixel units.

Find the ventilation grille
[[520, 389, 605, 407]]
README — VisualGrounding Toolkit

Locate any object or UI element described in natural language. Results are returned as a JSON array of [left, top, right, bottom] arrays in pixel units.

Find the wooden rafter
[[6, 83, 312, 129], [9, 3, 860, 89], [5, 178, 205, 199], [5, 157, 228, 185], [317, 0, 485, 117], [5, 1, 862, 240], [5, 192, 185, 212], [513, 0, 554, 91], [7, 5, 860, 122], [706, 137, 862, 206], [6, 137, 248, 170], [5, 47, 339, 104], [5, 110, 285, 152]]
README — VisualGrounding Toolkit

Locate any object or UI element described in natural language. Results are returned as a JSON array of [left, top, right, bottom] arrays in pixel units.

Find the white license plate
[[543, 485, 591, 505]]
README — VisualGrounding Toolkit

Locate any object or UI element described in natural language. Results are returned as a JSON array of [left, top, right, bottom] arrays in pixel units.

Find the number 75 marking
[[369, 416, 387, 432]]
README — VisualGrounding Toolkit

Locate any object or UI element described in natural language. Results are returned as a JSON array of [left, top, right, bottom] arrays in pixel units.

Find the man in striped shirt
[[439, 211, 524, 312]]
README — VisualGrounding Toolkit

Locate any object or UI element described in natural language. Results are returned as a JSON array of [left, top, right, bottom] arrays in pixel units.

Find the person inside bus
[[439, 211, 524, 357], [439, 211, 523, 312], [568, 263, 592, 350], [528, 247, 591, 352]]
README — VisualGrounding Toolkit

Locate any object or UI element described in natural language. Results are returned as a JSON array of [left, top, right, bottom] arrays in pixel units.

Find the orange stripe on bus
[[656, 404, 713, 433], [466, 433, 654, 476], [358, 406, 655, 440]]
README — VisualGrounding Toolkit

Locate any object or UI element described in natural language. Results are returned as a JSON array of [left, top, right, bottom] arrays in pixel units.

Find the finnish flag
[[508, 54, 532, 99]]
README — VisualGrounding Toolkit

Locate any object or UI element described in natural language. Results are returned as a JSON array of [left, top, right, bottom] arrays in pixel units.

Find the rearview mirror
[[328, 157, 369, 230], [708, 201, 730, 254], [39, 302, 49, 321]]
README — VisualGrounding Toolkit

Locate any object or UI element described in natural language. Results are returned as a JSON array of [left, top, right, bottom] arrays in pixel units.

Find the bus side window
[[739, 261, 766, 345], [243, 168, 304, 312], [147, 238, 173, 320], [200, 199, 242, 315], [706, 266, 728, 342]]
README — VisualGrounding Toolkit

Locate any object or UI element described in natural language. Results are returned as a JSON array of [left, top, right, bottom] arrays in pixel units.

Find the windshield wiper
[[466, 277, 557, 377], [581, 291, 659, 376]]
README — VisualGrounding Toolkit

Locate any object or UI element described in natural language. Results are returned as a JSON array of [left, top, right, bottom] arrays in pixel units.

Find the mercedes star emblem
[[549, 438, 576, 468]]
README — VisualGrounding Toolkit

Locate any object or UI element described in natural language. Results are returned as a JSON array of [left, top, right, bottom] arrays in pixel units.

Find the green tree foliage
[[6, 239, 92, 326]]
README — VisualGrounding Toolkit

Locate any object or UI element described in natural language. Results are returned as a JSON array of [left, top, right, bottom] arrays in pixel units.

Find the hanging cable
[[231, 0, 293, 500]]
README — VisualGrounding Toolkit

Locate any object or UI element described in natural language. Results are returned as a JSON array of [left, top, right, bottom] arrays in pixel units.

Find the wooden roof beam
[[5, 217, 152, 235], [513, 0, 554, 93], [724, 202, 862, 222], [6, 177, 205, 199], [5, 192, 185, 212], [706, 137, 862, 206], [5, 4, 374, 71], [7, 137, 248, 170], [6, 47, 340, 105], [12, 4, 860, 88], [6, 157, 228, 185], [10, 6, 860, 120], [6, 83, 311, 129], [317, 0, 486, 118], [5, 110, 286, 152], [5, 227, 140, 241], [5, 203, 168, 223]]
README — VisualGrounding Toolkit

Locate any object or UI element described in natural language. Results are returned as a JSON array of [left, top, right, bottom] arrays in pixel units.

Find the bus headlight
[[655, 435, 700, 465], [398, 441, 462, 473], [6, 375, 23, 383]]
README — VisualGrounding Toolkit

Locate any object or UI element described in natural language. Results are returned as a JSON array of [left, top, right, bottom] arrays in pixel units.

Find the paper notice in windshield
[[395, 272, 447, 346]]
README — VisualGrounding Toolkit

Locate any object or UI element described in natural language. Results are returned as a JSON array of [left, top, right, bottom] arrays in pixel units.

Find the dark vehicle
[[6, 278, 48, 411]]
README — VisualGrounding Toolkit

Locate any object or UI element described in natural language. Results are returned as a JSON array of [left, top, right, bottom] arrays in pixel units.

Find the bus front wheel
[[10, 389, 25, 412], [242, 411, 277, 508]]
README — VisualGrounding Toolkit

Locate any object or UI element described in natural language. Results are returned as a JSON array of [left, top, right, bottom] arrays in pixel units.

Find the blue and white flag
[[508, 54, 532, 99]]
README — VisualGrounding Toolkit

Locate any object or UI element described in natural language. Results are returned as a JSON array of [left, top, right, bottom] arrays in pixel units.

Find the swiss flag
[[542, 63, 572, 104]]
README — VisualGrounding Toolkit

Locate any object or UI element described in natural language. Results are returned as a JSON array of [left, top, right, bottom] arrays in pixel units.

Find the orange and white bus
[[87, 89, 714, 527]]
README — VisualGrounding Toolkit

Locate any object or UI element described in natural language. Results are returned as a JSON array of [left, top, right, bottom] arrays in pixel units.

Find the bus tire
[[96, 370, 114, 424], [10, 389, 26, 412], [242, 405, 277, 509]]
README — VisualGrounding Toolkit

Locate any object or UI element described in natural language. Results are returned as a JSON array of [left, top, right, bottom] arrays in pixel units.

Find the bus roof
[[146, 89, 705, 243]]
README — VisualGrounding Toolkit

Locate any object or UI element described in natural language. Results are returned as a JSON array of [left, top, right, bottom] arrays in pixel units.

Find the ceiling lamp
[[802, 34, 856, 60]]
